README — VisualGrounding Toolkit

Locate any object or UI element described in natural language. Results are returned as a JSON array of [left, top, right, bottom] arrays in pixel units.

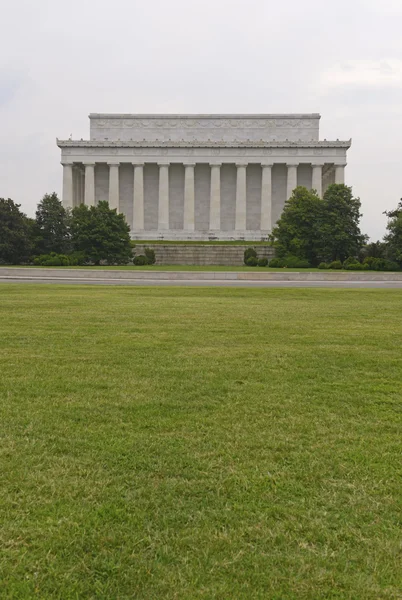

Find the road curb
[[1, 268, 402, 282]]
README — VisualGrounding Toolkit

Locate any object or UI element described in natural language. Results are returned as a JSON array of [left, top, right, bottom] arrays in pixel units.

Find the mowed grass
[[0, 285, 401, 599]]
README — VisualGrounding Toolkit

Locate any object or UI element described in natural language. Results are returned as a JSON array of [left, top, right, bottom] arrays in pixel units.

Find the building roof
[[57, 139, 351, 148], [89, 113, 321, 120]]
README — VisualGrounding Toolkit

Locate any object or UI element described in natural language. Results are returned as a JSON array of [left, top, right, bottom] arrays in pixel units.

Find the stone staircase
[[134, 244, 274, 266]]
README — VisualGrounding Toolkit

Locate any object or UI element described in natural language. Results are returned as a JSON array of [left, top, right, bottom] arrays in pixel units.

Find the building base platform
[[130, 230, 271, 242]]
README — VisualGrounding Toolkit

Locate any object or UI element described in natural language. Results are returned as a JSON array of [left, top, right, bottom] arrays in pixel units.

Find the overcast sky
[[1, 0, 401, 240]]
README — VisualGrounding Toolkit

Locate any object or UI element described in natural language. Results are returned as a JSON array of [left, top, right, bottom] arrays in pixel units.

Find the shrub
[[33, 254, 47, 266], [281, 255, 300, 268], [363, 257, 400, 271], [57, 255, 70, 266], [345, 262, 364, 270], [246, 256, 258, 267], [343, 256, 359, 268], [33, 252, 72, 266], [47, 256, 62, 266], [133, 255, 150, 266], [257, 258, 268, 267], [268, 258, 284, 268], [384, 260, 400, 271], [269, 255, 311, 268], [244, 248, 257, 265], [68, 251, 86, 266], [328, 260, 343, 270], [280, 255, 311, 268], [363, 256, 380, 270], [318, 262, 328, 269], [144, 247, 156, 265], [293, 259, 311, 269]]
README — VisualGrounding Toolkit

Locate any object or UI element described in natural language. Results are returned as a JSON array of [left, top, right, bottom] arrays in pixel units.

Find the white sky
[[1, 0, 401, 240]]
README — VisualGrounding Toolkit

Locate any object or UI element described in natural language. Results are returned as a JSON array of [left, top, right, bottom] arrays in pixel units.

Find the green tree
[[270, 186, 324, 265], [359, 240, 387, 262], [70, 201, 131, 265], [0, 198, 34, 264], [34, 192, 71, 255], [384, 199, 402, 267], [319, 184, 367, 263]]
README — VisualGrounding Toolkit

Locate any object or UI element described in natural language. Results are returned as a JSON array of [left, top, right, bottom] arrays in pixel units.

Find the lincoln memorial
[[57, 114, 351, 240]]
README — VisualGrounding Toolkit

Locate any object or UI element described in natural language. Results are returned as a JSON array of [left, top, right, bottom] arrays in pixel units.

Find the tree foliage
[[319, 184, 367, 263], [359, 241, 387, 261], [70, 201, 131, 265], [270, 184, 366, 265], [383, 200, 402, 267], [0, 198, 33, 264], [270, 186, 324, 265], [34, 192, 71, 255]]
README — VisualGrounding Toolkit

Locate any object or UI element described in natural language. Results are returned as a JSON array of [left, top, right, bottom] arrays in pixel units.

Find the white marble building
[[57, 114, 351, 240]]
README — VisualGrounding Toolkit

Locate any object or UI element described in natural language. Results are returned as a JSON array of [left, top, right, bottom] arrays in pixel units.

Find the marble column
[[209, 163, 221, 230], [73, 166, 80, 206], [108, 163, 120, 211], [84, 163, 95, 206], [235, 163, 247, 231], [322, 167, 329, 196], [260, 163, 272, 231], [183, 163, 195, 231], [311, 164, 323, 198], [286, 163, 298, 199], [323, 166, 335, 195], [158, 163, 169, 230], [61, 163, 73, 209], [335, 164, 346, 184], [80, 168, 85, 205], [132, 163, 144, 230]]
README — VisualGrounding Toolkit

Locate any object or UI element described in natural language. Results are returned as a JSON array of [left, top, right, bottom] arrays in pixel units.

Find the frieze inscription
[[67, 146, 340, 162], [93, 118, 318, 130]]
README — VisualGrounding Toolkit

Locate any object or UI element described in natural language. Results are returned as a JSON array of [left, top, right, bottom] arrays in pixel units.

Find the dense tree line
[[0, 194, 131, 265], [270, 184, 402, 268], [1, 186, 402, 268], [0, 198, 34, 264]]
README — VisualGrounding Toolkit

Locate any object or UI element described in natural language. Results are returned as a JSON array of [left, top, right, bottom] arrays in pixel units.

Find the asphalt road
[[1, 276, 402, 288]]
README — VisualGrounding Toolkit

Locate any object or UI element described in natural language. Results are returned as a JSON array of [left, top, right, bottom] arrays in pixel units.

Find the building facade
[[57, 114, 351, 240]]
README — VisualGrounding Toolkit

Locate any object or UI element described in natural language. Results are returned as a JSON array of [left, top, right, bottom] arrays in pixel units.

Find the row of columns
[[62, 162, 346, 231]]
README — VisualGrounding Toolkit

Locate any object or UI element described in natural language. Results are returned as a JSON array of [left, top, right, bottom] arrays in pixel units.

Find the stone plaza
[[57, 114, 351, 240]]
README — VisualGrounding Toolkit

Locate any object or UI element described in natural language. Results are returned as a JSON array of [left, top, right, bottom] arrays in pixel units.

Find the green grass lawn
[[0, 285, 401, 599]]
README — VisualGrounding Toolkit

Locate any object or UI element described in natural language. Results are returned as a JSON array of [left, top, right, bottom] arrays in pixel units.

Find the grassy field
[[0, 285, 401, 599]]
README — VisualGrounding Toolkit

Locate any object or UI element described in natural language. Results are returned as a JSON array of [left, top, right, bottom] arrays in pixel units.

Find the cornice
[[89, 113, 321, 120], [57, 139, 351, 149]]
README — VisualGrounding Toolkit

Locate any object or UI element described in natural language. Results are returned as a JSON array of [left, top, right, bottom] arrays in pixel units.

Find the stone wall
[[134, 244, 274, 266], [89, 114, 321, 143]]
